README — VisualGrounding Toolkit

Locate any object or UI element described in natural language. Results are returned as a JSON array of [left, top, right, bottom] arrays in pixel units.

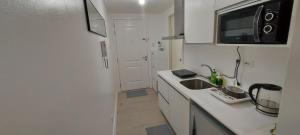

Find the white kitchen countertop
[[158, 70, 277, 135]]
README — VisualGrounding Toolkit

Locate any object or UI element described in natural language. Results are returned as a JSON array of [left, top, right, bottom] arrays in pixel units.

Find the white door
[[114, 20, 149, 91]]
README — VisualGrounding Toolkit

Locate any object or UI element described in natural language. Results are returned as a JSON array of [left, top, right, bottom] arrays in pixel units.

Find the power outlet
[[244, 60, 255, 68]]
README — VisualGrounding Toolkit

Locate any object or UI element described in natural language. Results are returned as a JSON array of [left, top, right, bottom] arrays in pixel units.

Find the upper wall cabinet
[[184, 0, 215, 44], [215, 0, 245, 10]]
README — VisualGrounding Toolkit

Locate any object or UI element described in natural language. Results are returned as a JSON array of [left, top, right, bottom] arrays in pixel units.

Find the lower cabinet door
[[158, 93, 170, 120], [191, 102, 235, 135], [169, 88, 189, 135], [157, 77, 169, 102], [193, 110, 224, 135]]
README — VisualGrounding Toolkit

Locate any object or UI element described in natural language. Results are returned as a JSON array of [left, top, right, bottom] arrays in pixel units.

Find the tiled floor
[[116, 89, 167, 135]]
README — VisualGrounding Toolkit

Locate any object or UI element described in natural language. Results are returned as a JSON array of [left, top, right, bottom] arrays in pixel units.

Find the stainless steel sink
[[180, 79, 214, 90]]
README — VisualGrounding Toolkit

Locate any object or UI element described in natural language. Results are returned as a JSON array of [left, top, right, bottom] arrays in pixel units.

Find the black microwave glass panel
[[218, 4, 262, 44]]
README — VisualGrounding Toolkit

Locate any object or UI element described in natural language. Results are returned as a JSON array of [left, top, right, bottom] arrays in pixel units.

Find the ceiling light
[[139, 0, 145, 5]]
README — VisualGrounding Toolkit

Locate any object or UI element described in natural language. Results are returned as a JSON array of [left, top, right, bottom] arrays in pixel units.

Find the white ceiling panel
[[104, 0, 173, 13]]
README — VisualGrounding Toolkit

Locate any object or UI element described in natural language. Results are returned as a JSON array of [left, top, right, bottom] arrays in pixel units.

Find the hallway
[[116, 89, 167, 135]]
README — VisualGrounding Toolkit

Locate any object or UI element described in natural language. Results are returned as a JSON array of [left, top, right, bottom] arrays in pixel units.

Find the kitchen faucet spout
[[201, 64, 213, 75]]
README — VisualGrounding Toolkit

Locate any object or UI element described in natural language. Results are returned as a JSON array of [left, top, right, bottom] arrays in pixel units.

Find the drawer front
[[158, 93, 170, 120], [158, 77, 170, 102]]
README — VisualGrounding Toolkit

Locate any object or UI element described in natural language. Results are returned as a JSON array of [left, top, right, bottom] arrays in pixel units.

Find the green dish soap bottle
[[210, 69, 217, 85], [216, 73, 224, 88]]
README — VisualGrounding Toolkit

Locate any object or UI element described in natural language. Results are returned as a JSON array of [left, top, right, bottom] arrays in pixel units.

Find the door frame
[[168, 14, 173, 69], [112, 18, 152, 91], [168, 14, 184, 70]]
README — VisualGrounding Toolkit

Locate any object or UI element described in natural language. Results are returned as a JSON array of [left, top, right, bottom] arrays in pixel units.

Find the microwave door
[[218, 4, 263, 44]]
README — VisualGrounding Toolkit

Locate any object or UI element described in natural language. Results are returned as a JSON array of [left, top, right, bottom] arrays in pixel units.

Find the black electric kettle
[[249, 83, 282, 117]]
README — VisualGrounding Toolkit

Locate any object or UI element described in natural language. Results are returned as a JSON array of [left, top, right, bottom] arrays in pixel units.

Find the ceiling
[[104, 0, 173, 14]]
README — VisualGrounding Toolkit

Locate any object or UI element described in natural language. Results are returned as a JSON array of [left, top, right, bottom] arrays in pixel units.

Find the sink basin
[[180, 79, 214, 90]]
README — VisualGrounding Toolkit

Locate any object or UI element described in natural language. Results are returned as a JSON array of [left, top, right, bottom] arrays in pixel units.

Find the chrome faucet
[[201, 64, 214, 79]]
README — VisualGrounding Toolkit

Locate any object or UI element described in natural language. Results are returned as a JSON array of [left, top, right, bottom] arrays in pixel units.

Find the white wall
[[0, 0, 116, 135], [278, 1, 300, 134], [107, 14, 122, 93], [149, 7, 174, 90], [184, 45, 290, 90], [147, 13, 170, 90]]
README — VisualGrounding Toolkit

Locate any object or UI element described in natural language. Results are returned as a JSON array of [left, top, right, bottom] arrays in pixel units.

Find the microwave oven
[[216, 0, 294, 45]]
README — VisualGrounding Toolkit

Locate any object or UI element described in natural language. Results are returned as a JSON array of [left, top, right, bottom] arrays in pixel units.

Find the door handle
[[142, 56, 148, 61]]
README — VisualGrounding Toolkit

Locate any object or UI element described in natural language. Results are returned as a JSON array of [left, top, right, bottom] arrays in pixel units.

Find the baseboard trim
[[112, 91, 119, 135]]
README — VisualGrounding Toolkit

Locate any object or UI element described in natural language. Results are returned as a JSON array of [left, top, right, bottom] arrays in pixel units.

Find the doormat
[[146, 124, 175, 135], [126, 88, 148, 98]]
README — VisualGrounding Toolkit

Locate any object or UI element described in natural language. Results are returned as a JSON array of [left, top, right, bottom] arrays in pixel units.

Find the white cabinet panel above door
[[184, 0, 215, 44]]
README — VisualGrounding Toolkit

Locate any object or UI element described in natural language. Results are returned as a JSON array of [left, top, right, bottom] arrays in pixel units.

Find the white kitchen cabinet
[[215, 0, 245, 10], [157, 76, 189, 135], [157, 77, 170, 102], [190, 102, 234, 135], [169, 87, 189, 135], [158, 93, 170, 120], [184, 0, 215, 44], [158, 77, 171, 120]]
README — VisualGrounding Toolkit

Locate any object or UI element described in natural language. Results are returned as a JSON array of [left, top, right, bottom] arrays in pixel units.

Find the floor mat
[[126, 89, 148, 98], [146, 124, 175, 135]]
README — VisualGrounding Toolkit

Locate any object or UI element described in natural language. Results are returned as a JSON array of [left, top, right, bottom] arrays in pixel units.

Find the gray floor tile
[[146, 124, 175, 135], [126, 89, 148, 98]]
